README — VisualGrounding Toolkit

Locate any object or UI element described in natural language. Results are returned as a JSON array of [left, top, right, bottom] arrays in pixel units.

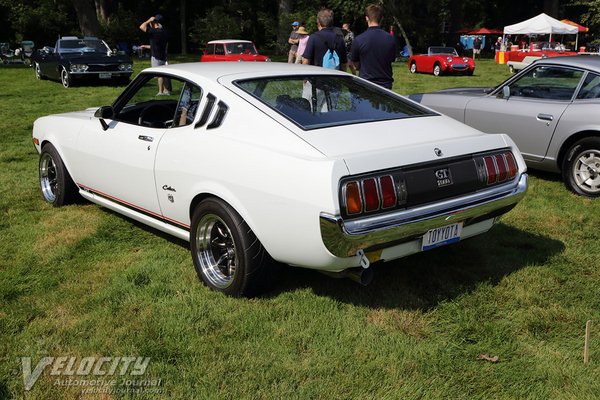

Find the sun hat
[[292, 21, 300, 26], [297, 26, 309, 35]]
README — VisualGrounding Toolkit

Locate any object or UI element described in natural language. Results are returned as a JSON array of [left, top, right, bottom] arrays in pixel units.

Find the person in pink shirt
[[295, 26, 310, 64]]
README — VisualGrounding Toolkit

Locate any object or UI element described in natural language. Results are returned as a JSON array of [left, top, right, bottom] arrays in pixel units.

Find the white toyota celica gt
[[33, 62, 528, 296]]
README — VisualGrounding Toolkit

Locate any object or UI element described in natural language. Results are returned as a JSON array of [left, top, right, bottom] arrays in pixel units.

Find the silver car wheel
[[35, 62, 42, 79], [195, 214, 238, 289], [572, 149, 600, 194], [410, 62, 417, 73], [61, 68, 71, 88], [433, 64, 441, 76], [39, 152, 57, 203]]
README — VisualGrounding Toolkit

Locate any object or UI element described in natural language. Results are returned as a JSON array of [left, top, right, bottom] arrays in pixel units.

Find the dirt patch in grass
[[366, 309, 431, 339], [35, 206, 102, 256]]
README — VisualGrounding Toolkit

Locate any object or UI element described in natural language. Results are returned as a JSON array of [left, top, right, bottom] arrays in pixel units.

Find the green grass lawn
[[1, 58, 600, 399]]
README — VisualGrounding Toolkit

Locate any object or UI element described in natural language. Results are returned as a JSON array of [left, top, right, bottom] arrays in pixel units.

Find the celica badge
[[435, 168, 453, 187]]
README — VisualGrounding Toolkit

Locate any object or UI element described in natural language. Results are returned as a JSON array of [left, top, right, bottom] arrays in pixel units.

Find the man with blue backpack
[[301, 8, 347, 71]]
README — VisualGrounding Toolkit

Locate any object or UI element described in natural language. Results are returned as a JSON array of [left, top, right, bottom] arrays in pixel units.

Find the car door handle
[[537, 114, 554, 122], [138, 135, 154, 142]]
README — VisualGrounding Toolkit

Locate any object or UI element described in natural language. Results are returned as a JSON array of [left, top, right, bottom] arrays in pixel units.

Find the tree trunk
[[277, 0, 293, 54], [392, 16, 413, 56], [94, 0, 110, 24], [72, 0, 101, 36], [180, 0, 187, 55]]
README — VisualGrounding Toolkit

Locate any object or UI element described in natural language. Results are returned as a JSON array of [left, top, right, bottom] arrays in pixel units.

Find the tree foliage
[[0, 0, 597, 53]]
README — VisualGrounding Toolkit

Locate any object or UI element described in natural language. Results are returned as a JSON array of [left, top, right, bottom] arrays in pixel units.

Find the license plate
[[421, 222, 463, 251], [99, 72, 112, 79]]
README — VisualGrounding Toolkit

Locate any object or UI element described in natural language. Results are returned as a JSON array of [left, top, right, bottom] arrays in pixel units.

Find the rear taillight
[[480, 151, 518, 186], [362, 178, 379, 212], [345, 181, 362, 215], [343, 174, 403, 216], [379, 176, 397, 209]]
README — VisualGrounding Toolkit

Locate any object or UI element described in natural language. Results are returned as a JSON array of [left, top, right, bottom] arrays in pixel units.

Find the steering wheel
[[138, 103, 173, 127]]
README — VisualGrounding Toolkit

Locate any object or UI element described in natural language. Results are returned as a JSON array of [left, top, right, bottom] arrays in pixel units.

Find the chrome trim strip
[[320, 173, 528, 257]]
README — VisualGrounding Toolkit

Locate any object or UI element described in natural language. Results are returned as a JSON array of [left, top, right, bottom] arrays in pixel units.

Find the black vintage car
[[32, 36, 133, 88]]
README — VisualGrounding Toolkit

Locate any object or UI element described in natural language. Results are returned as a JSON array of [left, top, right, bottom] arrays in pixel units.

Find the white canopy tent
[[503, 13, 580, 48]]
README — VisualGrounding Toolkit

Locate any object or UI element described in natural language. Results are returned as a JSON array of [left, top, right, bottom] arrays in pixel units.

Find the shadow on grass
[[265, 223, 564, 310], [98, 207, 563, 310]]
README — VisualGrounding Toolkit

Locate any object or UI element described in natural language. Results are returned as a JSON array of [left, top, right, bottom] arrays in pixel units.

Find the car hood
[[61, 53, 132, 63], [295, 114, 513, 174]]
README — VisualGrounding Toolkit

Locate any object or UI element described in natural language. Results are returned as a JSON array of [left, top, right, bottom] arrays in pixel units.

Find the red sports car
[[408, 46, 475, 76], [200, 40, 270, 62]]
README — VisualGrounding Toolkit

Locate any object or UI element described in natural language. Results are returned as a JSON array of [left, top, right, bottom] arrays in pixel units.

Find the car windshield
[[59, 39, 109, 54], [429, 47, 458, 56], [235, 75, 434, 130], [225, 42, 257, 55]]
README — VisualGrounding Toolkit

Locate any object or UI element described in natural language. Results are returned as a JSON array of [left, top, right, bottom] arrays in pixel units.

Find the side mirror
[[94, 106, 114, 131], [502, 85, 510, 99]]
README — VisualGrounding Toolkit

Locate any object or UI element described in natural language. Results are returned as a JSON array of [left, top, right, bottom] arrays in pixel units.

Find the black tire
[[509, 64, 515, 74], [409, 61, 417, 74], [562, 137, 600, 197], [35, 62, 46, 80], [190, 198, 274, 297], [39, 143, 79, 206], [61, 67, 72, 88], [433, 63, 442, 77]]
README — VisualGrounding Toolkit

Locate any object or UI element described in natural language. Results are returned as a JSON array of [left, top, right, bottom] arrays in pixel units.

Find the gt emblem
[[435, 168, 453, 187], [434, 147, 443, 157]]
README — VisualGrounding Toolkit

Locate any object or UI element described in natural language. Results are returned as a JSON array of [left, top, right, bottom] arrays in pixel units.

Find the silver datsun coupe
[[409, 56, 600, 197]]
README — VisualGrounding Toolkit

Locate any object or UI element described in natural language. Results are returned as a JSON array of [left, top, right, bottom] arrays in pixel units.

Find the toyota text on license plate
[[421, 222, 463, 251]]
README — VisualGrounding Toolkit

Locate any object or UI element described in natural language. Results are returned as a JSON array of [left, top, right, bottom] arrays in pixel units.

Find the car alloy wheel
[[39, 152, 58, 203], [563, 138, 600, 197], [38, 144, 78, 206], [190, 198, 274, 297], [410, 62, 417, 73], [61, 68, 71, 88], [195, 213, 239, 289], [433, 64, 441, 76], [509, 65, 515, 74], [571, 149, 600, 195], [35, 62, 43, 80]]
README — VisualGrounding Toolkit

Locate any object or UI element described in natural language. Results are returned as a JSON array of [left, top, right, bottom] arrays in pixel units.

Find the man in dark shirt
[[139, 14, 170, 94], [302, 8, 347, 71], [351, 4, 396, 89]]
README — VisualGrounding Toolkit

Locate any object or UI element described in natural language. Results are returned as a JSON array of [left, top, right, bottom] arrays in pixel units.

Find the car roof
[[538, 55, 600, 71], [207, 40, 254, 45], [144, 62, 346, 82]]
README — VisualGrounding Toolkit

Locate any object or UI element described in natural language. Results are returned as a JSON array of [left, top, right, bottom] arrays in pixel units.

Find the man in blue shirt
[[302, 8, 347, 71], [351, 4, 396, 89]]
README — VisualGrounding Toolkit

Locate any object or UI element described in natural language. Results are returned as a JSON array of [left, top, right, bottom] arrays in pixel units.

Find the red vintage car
[[506, 42, 577, 73], [200, 40, 270, 62], [408, 47, 475, 76]]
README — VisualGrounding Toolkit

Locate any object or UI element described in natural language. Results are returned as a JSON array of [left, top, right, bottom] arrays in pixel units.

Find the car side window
[[215, 44, 225, 56], [576, 73, 600, 100], [508, 66, 584, 101], [174, 82, 203, 127], [114, 75, 186, 129], [205, 44, 215, 55]]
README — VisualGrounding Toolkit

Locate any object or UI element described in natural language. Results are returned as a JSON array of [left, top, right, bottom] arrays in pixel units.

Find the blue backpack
[[322, 45, 340, 69], [319, 33, 341, 69]]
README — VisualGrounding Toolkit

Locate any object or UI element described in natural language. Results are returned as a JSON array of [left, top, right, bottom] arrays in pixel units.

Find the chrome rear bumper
[[320, 174, 528, 258]]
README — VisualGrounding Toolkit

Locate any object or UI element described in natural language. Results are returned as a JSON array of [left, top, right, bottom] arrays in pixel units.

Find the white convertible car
[[33, 63, 528, 296]]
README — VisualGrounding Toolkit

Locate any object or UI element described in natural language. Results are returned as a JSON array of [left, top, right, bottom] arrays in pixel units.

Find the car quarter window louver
[[195, 93, 216, 129], [207, 101, 229, 130]]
